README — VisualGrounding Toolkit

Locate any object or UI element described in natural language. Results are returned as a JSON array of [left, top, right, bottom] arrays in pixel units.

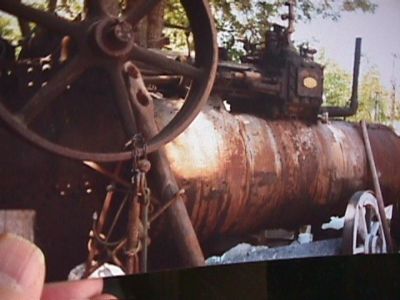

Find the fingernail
[[91, 293, 119, 300], [0, 234, 45, 291]]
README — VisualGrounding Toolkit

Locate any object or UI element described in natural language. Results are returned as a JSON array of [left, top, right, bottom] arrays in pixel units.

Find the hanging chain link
[[84, 134, 153, 276], [125, 134, 152, 274]]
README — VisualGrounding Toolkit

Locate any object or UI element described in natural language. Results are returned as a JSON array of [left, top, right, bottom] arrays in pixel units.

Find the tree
[[0, 16, 21, 42], [162, 0, 378, 60], [317, 52, 352, 108], [317, 51, 392, 123], [0, 0, 378, 58], [209, 0, 378, 60], [351, 66, 390, 122]]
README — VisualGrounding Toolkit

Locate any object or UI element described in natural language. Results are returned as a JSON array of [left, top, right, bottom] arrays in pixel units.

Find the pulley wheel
[[0, 0, 217, 162], [342, 191, 388, 255]]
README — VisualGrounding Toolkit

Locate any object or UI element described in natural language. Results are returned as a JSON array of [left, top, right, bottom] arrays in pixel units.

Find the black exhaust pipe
[[320, 37, 361, 118]]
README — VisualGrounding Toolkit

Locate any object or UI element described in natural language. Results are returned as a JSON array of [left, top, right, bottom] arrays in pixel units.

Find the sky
[[294, 0, 400, 91]]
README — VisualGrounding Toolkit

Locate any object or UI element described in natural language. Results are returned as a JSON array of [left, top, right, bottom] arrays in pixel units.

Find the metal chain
[[137, 160, 151, 272], [125, 134, 152, 273], [84, 134, 153, 276]]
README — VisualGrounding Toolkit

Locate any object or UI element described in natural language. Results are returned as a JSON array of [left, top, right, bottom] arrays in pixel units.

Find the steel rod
[[130, 45, 203, 80], [149, 189, 183, 223], [109, 65, 138, 136], [361, 120, 393, 252], [148, 150, 205, 266], [83, 161, 131, 188], [125, 67, 205, 266], [126, 194, 141, 273], [140, 197, 149, 272]]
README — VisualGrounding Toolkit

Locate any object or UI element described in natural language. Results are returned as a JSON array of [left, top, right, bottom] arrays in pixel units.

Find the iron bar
[[125, 192, 141, 274], [109, 64, 138, 136], [130, 46, 203, 80], [125, 65, 205, 267], [139, 188, 150, 272], [148, 149, 205, 266], [320, 38, 361, 117], [149, 189, 184, 223], [83, 161, 131, 188], [361, 120, 393, 252]]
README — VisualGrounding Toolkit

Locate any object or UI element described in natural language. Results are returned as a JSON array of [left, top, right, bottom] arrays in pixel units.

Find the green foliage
[[53, 0, 84, 19], [318, 53, 352, 107], [351, 66, 390, 122], [0, 16, 21, 43], [210, 0, 276, 60], [161, 0, 377, 60], [0, 0, 83, 45], [297, 0, 377, 21], [22, 0, 47, 11], [164, 0, 189, 52], [318, 51, 391, 123], [0, 0, 392, 125], [207, 0, 377, 60], [0, 0, 378, 57]]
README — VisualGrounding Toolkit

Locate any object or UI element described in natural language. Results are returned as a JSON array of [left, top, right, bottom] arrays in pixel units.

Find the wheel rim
[[342, 191, 387, 255], [0, 0, 217, 162]]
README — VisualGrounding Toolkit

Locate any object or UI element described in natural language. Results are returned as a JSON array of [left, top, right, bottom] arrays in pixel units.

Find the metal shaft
[[136, 116, 205, 266], [127, 73, 205, 266], [126, 193, 141, 273], [149, 149, 206, 266], [361, 120, 393, 252]]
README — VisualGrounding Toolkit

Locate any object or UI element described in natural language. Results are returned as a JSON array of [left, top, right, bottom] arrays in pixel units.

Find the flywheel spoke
[[109, 65, 137, 136], [18, 55, 89, 125], [370, 221, 380, 236], [357, 206, 369, 240], [130, 45, 204, 80], [0, 0, 79, 37], [125, 0, 164, 25], [84, 0, 111, 18], [343, 191, 389, 255]]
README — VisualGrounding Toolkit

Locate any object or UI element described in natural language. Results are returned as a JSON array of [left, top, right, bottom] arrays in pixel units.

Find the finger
[[91, 293, 119, 300], [42, 278, 106, 300], [0, 234, 45, 300]]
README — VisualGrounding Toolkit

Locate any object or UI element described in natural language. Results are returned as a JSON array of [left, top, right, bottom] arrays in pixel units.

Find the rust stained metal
[[125, 67, 205, 268], [154, 100, 400, 241], [361, 120, 392, 252]]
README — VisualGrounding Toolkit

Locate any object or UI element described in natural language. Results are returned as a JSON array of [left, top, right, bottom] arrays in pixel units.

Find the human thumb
[[0, 234, 45, 300]]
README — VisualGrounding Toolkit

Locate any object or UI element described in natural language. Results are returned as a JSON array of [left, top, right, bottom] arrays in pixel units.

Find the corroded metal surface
[[154, 100, 400, 241]]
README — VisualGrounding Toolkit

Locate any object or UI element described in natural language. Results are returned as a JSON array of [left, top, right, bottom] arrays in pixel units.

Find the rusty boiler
[[153, 99, 400, 243], [0, 0, 398, 278]]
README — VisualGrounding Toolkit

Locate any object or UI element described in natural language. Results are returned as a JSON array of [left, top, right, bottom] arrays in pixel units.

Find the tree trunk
[[17, 0, 31, 39], [127, 0, 166, 48], [147, 1, 166, 48], [48, 0, 58, 12]]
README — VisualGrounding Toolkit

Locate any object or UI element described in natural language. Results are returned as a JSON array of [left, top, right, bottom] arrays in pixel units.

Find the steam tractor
[[0, 0, 398, 281]]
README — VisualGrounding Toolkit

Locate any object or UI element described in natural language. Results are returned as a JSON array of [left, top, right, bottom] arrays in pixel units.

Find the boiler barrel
[[155, 100, 400, 241]]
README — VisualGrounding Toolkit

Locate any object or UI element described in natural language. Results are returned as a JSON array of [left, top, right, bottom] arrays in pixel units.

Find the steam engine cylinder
[[155, 100, 400, 241]]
